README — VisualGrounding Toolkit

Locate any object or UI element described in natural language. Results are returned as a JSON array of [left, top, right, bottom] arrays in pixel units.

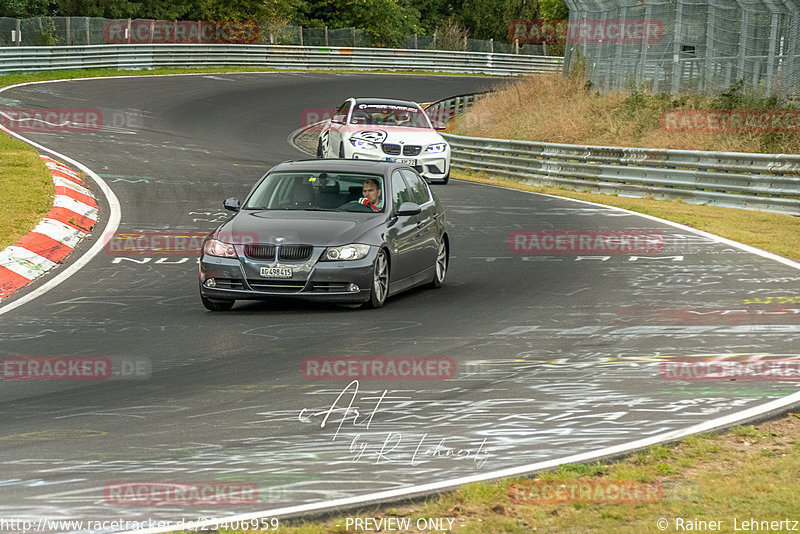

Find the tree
[[539, 0, 567, 20], [295, 0, 420, 47], [1, 0, 53, 17]]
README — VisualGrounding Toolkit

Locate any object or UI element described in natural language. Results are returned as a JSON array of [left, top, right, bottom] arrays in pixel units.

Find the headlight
[[322, 244, 371, 261], [349, 138, 378, 150], [426, 143, 447, 154], [203, 239, 237, 258]]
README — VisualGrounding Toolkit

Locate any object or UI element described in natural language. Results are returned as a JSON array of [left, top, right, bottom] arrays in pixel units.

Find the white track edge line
[[0, 87, 121, 315], [120, 124, 800, 534]]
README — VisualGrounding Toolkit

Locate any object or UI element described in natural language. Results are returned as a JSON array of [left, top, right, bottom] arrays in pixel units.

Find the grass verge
[[452, 74, 800, 153], [0, 132, 53, 250], [185, 413, 800, 533]]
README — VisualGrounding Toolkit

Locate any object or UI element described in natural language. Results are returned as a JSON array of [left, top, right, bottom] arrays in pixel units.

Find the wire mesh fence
[[563, 0, 800, 97], [0, 17, 553, 55]]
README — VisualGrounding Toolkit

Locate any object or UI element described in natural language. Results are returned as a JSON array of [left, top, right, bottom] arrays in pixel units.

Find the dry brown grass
[[454, 74, 800, 153]]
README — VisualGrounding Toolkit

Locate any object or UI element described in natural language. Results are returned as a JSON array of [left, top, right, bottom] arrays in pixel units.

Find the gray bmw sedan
[[199, 159, 448, 310]]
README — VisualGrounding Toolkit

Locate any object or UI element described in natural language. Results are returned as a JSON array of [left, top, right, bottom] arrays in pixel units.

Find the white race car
[[317, 97, 451, 184]]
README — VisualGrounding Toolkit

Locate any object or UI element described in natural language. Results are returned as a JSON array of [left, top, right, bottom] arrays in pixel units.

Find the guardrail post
[[490, 38, 493, 54], [515, 38, 519, 54], [15, 19, 21, 45], [325, 26, 328, 46], [126, 19, 131, 44], [85, 17, 90, 45], [66, 16, 71, 45], [414, 33, 418, 49], [299, 25, 303, 46]]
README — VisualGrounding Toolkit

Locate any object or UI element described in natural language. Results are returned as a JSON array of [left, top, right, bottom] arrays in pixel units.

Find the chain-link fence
[[563, 0, 800, 97], [0, 17, 553, 55]]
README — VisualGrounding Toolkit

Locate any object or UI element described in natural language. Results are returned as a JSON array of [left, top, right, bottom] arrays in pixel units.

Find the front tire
[[202, 295, 235, 311], [316, 139, 324, 158], [369, 249, 389, 308], [428, 238, 448, 288], [339, 144, 345, 159]]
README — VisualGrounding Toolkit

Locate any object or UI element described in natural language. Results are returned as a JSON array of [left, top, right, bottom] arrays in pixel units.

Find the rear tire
[[369, 249, 389, 308], [428, 238, 448, 288], [202, 295, 235, 311]]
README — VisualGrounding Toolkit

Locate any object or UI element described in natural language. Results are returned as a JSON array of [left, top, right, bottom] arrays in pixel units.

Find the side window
[[391, 171, 411, 209], [400, 169, 432, 205], [332, 102, 350, 124]]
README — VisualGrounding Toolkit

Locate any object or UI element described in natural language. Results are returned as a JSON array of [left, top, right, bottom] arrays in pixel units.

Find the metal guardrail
[[0, 44, 564, 76], [430, 95, 800, 216]]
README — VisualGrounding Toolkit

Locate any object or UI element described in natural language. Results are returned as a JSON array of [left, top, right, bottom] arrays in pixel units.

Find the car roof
[[351, 98, 423, 109], [267, 158, 408, 175]]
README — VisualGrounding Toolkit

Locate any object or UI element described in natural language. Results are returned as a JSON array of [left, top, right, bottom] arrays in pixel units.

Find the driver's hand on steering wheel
[[358, 197, 379, 211]]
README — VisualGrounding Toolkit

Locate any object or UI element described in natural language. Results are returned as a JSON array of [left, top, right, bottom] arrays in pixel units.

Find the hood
[[345, 127, 446, 147], [216, 210, 385, 247]]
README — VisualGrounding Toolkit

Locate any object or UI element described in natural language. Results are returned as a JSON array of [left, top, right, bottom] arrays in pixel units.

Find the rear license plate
[[260, 267, 292, 278], [387, 157, 416, 165]]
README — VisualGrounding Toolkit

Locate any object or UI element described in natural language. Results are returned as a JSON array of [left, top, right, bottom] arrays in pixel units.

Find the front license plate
[[260, 267, 293, 278], [387, 158, 416, 165]]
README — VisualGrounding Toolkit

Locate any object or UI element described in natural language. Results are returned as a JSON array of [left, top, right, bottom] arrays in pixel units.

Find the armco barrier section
[[0, 44, 563, 76], [430, 95, 800, 216]]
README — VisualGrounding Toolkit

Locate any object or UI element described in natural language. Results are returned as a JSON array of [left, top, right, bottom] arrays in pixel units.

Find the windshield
[[349, 104, 432, 129], [243, 172, 386, 213]]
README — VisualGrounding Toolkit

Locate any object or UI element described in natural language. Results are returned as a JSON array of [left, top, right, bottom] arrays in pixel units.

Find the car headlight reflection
[[203, 238, 237, 258], [349, 138, 378, 150], [426, 143, 447, 154], [323, 244, 371, 261]]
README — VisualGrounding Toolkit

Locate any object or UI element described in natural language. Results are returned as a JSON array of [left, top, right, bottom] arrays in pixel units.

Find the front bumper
[[199, 246, 376, 304], [347, 148, 450, 181]]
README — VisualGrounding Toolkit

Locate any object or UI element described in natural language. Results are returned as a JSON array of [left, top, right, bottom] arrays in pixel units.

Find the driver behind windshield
[[359, 178, 383, 211]]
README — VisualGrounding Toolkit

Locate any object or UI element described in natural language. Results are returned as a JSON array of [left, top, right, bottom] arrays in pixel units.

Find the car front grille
[[248, 280, 306, 293], [244, 244, 313, 262], [279, 245, 313, 262], [382, 143, 401, 155], [403, 145, 421, 156], [244, 244, 276, 260]]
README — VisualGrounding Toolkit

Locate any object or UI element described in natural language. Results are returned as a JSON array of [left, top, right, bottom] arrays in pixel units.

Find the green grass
[[0, 133, 53, 250]]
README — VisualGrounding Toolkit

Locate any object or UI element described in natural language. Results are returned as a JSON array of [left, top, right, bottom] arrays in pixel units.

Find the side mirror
[[396, 202, 422, 216], [223, 197, 240, 212], [432, 121, 447, 131]]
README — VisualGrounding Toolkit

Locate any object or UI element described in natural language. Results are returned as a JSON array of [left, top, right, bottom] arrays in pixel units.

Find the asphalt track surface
[[1, 72, 800, 530]]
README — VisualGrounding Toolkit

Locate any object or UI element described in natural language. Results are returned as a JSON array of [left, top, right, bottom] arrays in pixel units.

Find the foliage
[[0, 0, 53, 17], [432, 15, 467, 51], [539, 0, 568, 19], [8, 0, 570, 48], [36, 17, 59, 45]]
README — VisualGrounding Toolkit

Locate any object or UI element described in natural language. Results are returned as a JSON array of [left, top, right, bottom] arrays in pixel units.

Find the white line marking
[[0, 80, 121, 316]]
